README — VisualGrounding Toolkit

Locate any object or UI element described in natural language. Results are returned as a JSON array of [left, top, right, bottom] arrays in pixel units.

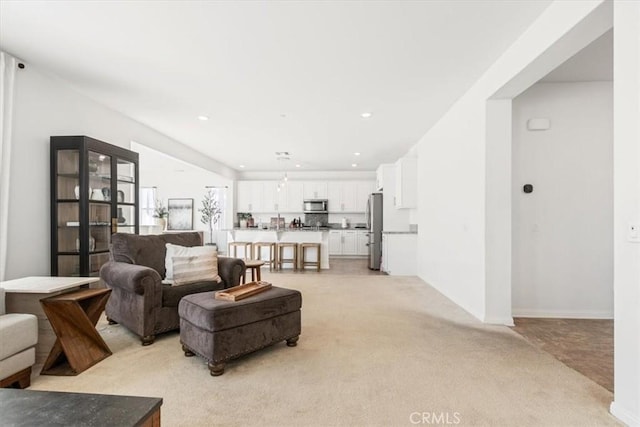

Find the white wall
[[610, 1, 640, 424], [416, 0, 612, 321], [411, 0, 638, 423], [511, 81, 613, 318], [5, 64, 233, 280], [132, 142, 234, 244]]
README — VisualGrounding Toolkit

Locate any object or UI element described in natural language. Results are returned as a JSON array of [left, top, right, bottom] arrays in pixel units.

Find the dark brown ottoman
[[178, 286, 302, 376]]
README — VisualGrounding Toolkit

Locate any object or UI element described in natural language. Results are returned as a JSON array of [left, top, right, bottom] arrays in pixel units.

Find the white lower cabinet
[[356, 230, 369, 256], [381, 233, 417, 275], [328, 230, 361, 255], [342, 230, 357, 255], [329, 231, 342, 255]]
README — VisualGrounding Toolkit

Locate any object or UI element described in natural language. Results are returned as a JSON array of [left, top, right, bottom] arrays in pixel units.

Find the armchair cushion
[[162, 281, 225, 307]]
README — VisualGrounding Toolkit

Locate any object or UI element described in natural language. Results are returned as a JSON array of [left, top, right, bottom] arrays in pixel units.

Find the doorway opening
[[509, 30, 614, 391]]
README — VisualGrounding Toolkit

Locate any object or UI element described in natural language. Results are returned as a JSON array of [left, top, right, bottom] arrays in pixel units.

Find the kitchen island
[[227, 228, 330, 269]]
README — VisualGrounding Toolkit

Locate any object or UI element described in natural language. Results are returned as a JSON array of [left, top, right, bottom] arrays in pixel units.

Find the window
[[205, 186, 227, 230], [139, 187, 156, 226]]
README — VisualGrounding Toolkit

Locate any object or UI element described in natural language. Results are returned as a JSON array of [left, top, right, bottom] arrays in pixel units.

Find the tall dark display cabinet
[[51, 136, 139, 277]]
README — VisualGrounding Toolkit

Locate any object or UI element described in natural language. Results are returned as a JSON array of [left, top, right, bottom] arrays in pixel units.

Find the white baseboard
[[512, 308, 613, 319], [610, 401, 640, 427], [483, 316, 515, 326]]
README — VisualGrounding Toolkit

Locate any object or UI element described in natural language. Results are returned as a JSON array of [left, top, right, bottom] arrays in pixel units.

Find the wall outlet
[[628, 223, 640, 243]]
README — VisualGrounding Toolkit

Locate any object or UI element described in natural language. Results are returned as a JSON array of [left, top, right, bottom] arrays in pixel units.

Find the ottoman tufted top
[[178, 286, 302, 332]]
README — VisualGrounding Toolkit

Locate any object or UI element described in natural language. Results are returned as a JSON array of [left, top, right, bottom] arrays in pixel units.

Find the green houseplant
[[199, 190, 222, 245]]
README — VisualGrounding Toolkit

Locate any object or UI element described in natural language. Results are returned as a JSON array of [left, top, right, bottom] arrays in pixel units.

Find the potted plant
[[199, 190, 222, 246], [153, 199, 168, 231]]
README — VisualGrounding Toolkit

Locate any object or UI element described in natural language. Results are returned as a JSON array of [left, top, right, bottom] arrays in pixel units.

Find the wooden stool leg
[[316, 244, 321, 272]]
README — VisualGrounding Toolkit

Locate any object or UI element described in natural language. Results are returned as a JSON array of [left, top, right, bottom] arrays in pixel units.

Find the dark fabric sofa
[[100, 232, 245, 345]]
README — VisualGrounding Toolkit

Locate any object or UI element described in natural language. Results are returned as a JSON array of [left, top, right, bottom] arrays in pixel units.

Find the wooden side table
[[242, 259, 266, 283], [40, 288, 112, 376]]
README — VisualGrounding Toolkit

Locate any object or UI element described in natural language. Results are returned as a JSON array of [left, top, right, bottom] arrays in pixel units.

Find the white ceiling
[[0, 1, 553, 172]]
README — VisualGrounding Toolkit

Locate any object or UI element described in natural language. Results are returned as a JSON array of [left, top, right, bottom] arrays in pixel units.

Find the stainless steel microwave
[[303, 199, 328, 213]]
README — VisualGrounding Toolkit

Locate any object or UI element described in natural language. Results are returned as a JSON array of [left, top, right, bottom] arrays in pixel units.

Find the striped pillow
[[171, 254, 221, 286]]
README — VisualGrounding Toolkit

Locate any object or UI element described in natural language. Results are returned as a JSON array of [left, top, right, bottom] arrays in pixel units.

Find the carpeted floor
[[29, 273, 619, 426]]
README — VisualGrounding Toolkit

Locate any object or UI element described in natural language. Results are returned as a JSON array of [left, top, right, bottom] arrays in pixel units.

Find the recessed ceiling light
[[239, 165, 245, 168], [295, 164, 301, 168], [354, 152, 361, 156], [197, 115, 209, 121], [351, 163, 358, 167], [360, 112, 372, 119]]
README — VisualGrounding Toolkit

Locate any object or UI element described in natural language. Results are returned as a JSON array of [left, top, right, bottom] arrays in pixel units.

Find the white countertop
[[0, 276, 100, 293]]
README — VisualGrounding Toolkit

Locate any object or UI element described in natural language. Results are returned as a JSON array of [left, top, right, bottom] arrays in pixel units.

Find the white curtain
[[0, 52, 17, 281]]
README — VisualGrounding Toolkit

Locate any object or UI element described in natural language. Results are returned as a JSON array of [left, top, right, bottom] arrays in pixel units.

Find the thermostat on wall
[[527, 118, 550, 131]]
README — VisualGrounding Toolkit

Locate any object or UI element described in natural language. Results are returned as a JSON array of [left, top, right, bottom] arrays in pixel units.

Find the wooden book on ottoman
[[178, 286, 301, 376]]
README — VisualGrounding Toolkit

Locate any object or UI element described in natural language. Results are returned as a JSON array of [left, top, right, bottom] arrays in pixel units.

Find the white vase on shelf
[[91, 189, 104, 201], [155, 217, 167, 232]]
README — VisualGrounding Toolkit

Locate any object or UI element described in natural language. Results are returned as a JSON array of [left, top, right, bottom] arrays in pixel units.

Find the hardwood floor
[[511, 318, 613, 392]]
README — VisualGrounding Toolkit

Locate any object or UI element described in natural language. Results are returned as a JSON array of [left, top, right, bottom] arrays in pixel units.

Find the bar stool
[[277, 242, 298, 270], [228, 241, 253, 259], [242, 259, 266, 283], [299, 242, 321, 272], [254, 242, 277, 271]]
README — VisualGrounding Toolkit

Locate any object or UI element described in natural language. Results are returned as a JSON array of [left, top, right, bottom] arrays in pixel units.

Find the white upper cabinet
[[238, 179, 373, 213], [261, 181, 282, 212], [327, 181, 373, 212], [302, 181, 328, 200], [284, 181, 303, 212], [394, 157, 417, 209], [376, 165, 386, 190], [237, 181, 284, 212], [237, 181, 262, 212], [356, 181, 374, 212]]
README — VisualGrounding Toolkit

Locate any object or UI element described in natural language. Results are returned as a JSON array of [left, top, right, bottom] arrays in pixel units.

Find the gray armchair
[[100, 232, 245, 345]]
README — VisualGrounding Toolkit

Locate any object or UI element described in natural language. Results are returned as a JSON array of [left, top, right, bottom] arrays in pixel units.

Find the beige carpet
[[29, 273, 619, 426]]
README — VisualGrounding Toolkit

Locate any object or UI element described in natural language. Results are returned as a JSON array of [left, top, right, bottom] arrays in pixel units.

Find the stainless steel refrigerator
[[366, 193, 383, 270]]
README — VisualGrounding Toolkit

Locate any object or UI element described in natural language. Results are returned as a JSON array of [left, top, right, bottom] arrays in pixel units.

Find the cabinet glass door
[[56, 149, 80, 275], [115, 158, 136, 234], [87, 151, 112, 276]]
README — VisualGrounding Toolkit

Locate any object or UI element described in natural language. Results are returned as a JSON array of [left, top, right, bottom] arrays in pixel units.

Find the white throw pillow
[[165, 243, 218, 282], [172, 254, 221, 286]]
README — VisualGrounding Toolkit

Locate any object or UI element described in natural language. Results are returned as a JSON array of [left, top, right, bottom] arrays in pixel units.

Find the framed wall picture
[[167, 198, 194, 230]]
